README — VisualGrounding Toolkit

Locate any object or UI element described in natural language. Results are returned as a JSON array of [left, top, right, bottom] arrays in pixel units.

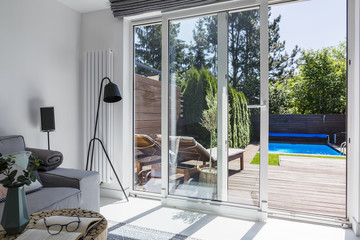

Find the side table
[[0, 208, 107, 240]]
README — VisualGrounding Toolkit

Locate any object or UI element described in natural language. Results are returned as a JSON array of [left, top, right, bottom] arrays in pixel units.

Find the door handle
[[247, 104, 266, 109]]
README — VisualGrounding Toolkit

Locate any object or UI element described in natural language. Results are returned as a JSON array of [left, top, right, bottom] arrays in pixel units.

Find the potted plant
[[199, 93, 217, 187], [0, 153, 41, 234]]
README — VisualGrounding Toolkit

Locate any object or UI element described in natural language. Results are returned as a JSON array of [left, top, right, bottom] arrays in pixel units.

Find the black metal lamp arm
[[85, 77, 128, 201], [86, 77, 111, 171]]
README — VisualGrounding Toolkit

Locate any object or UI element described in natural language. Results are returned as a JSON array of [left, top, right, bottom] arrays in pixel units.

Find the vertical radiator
[[85, 49, 114, 183]]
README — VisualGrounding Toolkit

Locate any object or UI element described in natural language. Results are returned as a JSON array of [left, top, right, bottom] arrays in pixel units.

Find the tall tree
[[268, 14, 299, 83], [135, 23, 186, 76], [190, 18, 212, 71], [169, 22, 188, 75], [204, 16, 218, 76], [135, 24, 162, 75], [228, 9, 260, 101], [204, 9, 298, 105]]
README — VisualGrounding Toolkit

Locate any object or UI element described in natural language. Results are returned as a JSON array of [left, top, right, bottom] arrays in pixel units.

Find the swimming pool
[[269, 143, 342, 156]]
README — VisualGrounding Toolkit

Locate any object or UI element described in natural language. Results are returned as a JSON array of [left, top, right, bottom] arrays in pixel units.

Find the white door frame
[[127, 15, 166, 199], [259, 0, 269, 213], [347, 0, 360, 235], [217, 11, 229, 201]]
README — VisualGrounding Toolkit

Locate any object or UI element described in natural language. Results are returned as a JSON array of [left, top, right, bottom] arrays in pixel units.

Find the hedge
[[181, 67, 250, 148]]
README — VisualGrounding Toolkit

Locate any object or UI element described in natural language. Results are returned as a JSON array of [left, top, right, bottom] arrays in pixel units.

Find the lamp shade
[[104, 82, 122, 103], [40, 107, 55, 131]]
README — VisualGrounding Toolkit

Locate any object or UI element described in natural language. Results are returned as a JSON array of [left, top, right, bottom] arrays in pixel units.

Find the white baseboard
[[100, 187, 127, 200], [351, 217, 360, 236]]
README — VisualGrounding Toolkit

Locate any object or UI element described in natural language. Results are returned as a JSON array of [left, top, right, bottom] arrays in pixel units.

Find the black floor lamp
[[86, 77, 128, 202]]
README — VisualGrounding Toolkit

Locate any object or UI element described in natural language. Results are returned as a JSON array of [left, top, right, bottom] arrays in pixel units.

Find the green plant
[[200, 93, 217, 170], [291, 43, 346, 114], [182, 67, 216, 147], [228, 86, 250, 148], [0, 153, 41, 188], [181, 67, 250, 148]]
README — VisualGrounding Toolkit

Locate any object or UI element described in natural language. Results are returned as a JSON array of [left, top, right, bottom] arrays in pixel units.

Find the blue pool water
[[269, 143, 342, 156]]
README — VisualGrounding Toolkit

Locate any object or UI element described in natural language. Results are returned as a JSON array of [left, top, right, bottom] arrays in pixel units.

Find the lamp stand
[[87, 138, 128, 202], [47, 131, 50, 150], [86, 77, 128, 202]]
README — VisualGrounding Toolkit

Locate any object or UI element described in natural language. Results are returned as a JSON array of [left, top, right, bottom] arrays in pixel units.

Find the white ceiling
[[56, 0, 110, 13]]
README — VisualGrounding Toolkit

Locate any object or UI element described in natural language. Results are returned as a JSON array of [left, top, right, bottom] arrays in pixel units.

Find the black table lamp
[[85, 77, 128, 201], [40, 107, 55, 150]]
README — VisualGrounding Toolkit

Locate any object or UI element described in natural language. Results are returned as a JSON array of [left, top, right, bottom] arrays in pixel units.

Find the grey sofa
[[0, 135, 100, 219]]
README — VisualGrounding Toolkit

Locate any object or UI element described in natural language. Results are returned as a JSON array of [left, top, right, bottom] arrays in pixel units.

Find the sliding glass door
[[131, 0, 269, 219], [163, 2, 269, 212]]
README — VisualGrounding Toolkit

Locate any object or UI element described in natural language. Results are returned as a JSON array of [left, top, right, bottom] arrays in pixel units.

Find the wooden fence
[[135, 79, 346, 145], [251, 114, 346, 144], [134, 74, 181, 136]]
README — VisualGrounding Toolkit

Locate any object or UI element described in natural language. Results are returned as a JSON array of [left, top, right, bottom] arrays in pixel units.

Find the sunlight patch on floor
[[100, 197, 359, 240]]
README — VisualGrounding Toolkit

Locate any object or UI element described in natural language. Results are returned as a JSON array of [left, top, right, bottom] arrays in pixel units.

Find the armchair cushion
[[0, 135, 26, 155], [39, 168, 100, 211]]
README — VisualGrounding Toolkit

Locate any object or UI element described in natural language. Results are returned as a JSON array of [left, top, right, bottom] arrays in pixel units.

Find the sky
[[270, 0, 346, 53], [176, 0, 346, 54]]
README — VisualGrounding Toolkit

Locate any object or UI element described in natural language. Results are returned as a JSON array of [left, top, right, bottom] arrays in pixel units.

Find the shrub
[[182, 67, 250, 148]]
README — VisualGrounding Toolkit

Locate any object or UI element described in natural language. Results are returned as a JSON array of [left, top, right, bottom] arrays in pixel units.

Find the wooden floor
[[228, 144, 346, 219]]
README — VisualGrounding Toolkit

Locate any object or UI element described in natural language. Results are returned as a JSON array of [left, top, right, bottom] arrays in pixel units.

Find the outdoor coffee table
[[0, 208, 107, 240], [207, 147, 245, 170]]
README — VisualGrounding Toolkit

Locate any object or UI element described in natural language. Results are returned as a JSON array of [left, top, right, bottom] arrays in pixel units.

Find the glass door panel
[[227, 8, 261, 206], [168, 15, 219, 200], [133, 23, 162, 194]]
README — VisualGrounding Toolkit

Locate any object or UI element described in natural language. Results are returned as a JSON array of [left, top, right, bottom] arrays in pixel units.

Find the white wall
[[0, 0, 82, 169], [81, 10, 129, 198]]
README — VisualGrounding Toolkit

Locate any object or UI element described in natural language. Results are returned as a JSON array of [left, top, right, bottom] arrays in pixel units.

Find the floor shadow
[[122, 205, 163, 224], [240, 222, 266, 240], [169, 214, 217, 240], [228, 169, 242, 176], [108, 201, 217, 240]]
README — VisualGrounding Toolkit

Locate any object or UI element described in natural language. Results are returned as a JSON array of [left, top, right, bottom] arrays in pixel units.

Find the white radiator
[[85, 49, 114, 183]]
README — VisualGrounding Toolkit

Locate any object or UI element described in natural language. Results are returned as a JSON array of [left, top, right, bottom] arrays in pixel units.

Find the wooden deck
[[228, 144, 346, 219], [135, 143, 346, 219]]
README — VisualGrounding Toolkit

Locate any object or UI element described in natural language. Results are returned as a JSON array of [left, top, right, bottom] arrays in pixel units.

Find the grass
[[250, 153, 346, 166], [251, 153, 280, 166]]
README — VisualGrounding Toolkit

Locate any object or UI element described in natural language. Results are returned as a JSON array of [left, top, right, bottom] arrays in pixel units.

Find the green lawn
[[250, 153, 346, 166]]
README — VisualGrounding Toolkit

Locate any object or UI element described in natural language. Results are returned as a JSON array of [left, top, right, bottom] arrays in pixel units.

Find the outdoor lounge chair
[[155, 136, 245, 179], [173, 136, 245, 170], [171, 136, 212, 166], [135, 134, 161, 183]]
